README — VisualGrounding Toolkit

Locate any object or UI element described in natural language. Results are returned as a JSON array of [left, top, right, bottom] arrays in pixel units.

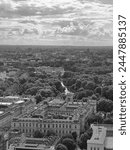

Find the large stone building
[[7, 133, 56, 150], [87, 124, 113, 150], [11, 98, 96, 137], [0, 96, 35, 129]]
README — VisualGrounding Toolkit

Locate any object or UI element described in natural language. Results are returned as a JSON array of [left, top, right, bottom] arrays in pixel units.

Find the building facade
[[87, 124, 113, 150], [11, 99, 96, 137], [0, 96, 35, 129]]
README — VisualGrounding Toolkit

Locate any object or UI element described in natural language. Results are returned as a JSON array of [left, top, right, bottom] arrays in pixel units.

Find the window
[[91, 148, 93, 150], [94, 148, 96, 150], [66, 124, 68, 128]]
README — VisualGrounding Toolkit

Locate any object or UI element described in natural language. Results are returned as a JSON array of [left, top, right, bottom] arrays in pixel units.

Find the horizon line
[[0, 44, 113, 47]]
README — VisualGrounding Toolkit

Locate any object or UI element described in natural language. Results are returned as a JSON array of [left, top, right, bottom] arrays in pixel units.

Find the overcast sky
[[0, 0, 113, 46]]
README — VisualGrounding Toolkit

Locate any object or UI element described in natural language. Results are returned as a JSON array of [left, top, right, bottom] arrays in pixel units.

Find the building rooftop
[[105, 137, 113, 149], [0, 111, 4, 114], [0, 102, 12, 105], [87, 125, 106, 144], [8, 135, 57, 150], [49, 99, 65, 105]]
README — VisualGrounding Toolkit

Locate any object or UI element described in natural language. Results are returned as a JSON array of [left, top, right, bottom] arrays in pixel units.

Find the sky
[[0, 0, 113, 46]]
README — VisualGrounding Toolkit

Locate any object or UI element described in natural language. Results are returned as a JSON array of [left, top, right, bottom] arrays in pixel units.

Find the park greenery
[[0, 46, 113, 149]]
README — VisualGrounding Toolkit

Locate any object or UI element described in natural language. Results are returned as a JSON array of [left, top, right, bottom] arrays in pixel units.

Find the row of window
[[14, 122, 78, 129], [91, 147, 100, 150], [48, 112, 72, 116], [20, 128, 72, 135]]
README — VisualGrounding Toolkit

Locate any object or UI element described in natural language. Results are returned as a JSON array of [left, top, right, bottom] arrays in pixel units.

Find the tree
[[0, 89, 3, 96], [97, 99, 113, 113], [93, 76, 100, 84], [84, 81, 96, 90], [25, 87, 39, 95], [86, 128, 93, 138], [65, 78, 76, 86], [74, 91, 86, 100], [75, 79, 81, 89], [103, 118, 113, 124], [78, 132, 90, 149], [35, 94, 42, 104], [82, 97, 88, 102], [94, 87, 101, 95], [19, 78, 27, 85], [33, 130, 43, 138], [62, 138, 76, 150], [54, 80, 65, 92], [46, 129, 56, 137], [0, 62, 4, 66], [55, 134, 74, 147], [55, 144, 68, 150], [81, 80, 88, 88], [85, 90, 93, 97], [85, 113, 103, 127], [71, 132, 77, 141], [61, 134, 74, 141], [62, 71, 74, 78], [39, 89, 53, 98], [105, 87, 113, 100], [91, 94, 97, 100], [74, 89, 93, 100]]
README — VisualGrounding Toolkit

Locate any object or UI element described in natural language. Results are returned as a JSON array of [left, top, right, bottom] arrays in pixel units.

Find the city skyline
[[0, 0, 113, 46]]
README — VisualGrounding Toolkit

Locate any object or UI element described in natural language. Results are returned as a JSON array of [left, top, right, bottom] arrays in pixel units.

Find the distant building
[[87, 124, 113, 150], [35, 66, 64, 76], [0, 96, 35, 129], [0, 71, 9, 81]]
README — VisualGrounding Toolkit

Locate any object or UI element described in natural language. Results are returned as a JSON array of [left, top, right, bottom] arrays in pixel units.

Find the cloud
[[0, 0, 113, 46], [19, 20, 37, 25], [22, 28, 39, 35]]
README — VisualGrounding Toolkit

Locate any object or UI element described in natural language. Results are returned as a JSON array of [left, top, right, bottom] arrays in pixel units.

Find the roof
[[105, 137, 113, 149], [87, 125, 106, 144], [4, 96, 20, 99], [0, 111, 4, 114], [49, 99, 65, 105]]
